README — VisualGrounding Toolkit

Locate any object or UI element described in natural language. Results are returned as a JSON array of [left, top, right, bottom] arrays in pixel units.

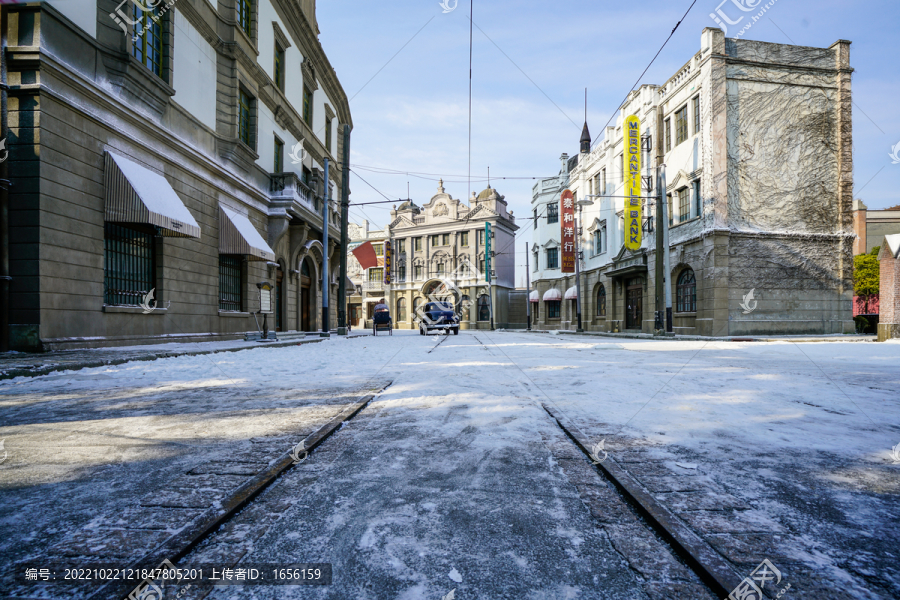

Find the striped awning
[[543, 288, 562, 301], [219, 206, 276, 262], [104, 151, 201, 238], [565, 286, 578, 300]]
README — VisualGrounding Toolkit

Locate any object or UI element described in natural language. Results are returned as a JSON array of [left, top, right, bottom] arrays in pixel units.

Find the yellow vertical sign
[[624, 115, 642, 251]]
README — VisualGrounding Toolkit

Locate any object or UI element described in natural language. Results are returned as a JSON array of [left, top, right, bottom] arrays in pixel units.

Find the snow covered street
[[1, 332, 898, 599]]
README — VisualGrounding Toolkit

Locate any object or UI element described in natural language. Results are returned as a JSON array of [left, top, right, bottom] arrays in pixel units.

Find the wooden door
[[275, 268, 284, 331], [300, 273, 311, 332], [626, 280, 643, 330]]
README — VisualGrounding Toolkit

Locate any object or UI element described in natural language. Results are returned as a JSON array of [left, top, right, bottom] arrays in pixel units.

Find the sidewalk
[[0, 332, 369, 381], [515, 329, 876, 343]]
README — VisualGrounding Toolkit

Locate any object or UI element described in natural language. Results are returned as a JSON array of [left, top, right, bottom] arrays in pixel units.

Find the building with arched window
[[529, 29, 854, 336]]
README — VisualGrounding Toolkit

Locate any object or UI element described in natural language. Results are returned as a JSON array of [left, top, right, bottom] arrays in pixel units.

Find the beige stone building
[[531, 29, 855, 336], [346, 181, 519, 330], [853, 200, 900, 255]]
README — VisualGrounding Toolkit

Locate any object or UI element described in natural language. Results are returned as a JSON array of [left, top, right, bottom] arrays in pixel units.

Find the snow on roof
[[881, 233, 900, 259]]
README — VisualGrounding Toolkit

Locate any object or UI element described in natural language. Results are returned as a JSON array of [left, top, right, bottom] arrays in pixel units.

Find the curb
[[0, 338, 327, 381], [88, 382, 392, 600], [527, 329, 875, 343], [543, 404, 742, 598]]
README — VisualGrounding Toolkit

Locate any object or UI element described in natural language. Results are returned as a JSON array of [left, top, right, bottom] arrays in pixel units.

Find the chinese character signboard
[[560, 189, 575, 273], [383, 240, 392, 284], [624, 115, 642, 252], [484, 223, 492, 282]]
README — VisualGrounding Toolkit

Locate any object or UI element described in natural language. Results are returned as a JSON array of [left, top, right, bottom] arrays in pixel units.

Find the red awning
[[352, 241, 379, 270]]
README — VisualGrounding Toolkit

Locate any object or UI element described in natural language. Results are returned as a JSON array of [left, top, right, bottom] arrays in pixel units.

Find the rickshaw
[[373, 303, 392, 336]]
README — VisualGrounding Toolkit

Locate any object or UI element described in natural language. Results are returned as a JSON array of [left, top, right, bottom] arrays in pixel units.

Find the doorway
[[300, 259, 312, 332], [626, 277, 643, 330], [275, 267, 284, 332]]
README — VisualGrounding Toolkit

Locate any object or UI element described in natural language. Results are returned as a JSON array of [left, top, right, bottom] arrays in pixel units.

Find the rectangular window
[[477, 229, 485, 245], [414, 265, 423, 279], [397, 240, 405, 254], [547, 300, 561, 319], [693, 95, 701, 134], [664, 118, 671, 152], [479, 258, 486, 274], [593, 231, 600, 256], [667, 194, 674, 226], [132, 4, 163, 77], [238, 0, 253, 36], [273, 137, 283, 173], [532, 252, 538, 271], [398, 265, 406, 281], [533, 208, 538, 227], [239, 88, 252, 146], [301, 166, 311, 187], [325, 119, 332, 153], [273, 42, 285, 91], [104, 223, 155, 306], [414, 237, 422, 251], [546, 247, 559, 269], [547, 203, 559, 224], [303, 87, 313, 126], [678, 187, 690, 222], [601, 222, 607, 254], [219, 255, 243, 311], [373, 243, 384, 257], [601, 168, 607, 194], [436, 263, 445, 275], [693, 179, 702, 217], [675, 105, 688, 146], [460, 232, 468, 246], [368, 268, 383, 282], [442, 233, 450, 245], [431, 235, 439, 247]]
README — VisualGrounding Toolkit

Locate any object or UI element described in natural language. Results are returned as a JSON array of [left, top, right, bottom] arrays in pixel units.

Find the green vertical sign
[[484, 222, 492, 282]]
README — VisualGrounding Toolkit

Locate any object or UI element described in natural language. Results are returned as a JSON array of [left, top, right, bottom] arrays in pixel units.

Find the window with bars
[[219, 255, 243, 311], [273, 137, 283, 173], [597, 284, 607, 317], [664, 118, 671, 152], [273, 42, 285, 91], [676, 269, 696, 313], [132, 4, 163, 78], [693, 95, 701, 134], [547, 203, 559, 224], [675, 105, 688, 145], [238, 0, 253, 37], [546, 247, 559, 269], [373, 244, 383, 257], [303, 87, 312, 126], [678, 187, 690, 222], [239, 88, 253, 146], [104, 223, 155, 306]]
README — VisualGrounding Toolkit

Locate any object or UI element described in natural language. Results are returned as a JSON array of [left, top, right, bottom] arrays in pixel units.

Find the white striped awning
[[219, 206, 276, 262], [104, 151, 201, 238], [543, 288, 562, 301], [529, 290, 539, 303], [565, 286, 578, 300]]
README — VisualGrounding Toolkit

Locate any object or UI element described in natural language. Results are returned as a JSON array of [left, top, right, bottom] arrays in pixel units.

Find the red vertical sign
[[560, 190, 575, 273]]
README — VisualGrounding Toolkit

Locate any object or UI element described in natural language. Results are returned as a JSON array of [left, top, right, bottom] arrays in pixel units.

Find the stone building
[[345, 220, 389, 329], [530, 28, 855, 336], [4, 0, 350, 350], [346, 180, 518, 330], [853, 200, 900, 255], [877, 234, 900, 341]]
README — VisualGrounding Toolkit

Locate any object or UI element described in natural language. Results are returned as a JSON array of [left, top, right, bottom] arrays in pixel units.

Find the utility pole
[[338, 125, 351, 335], [525, 242, 531, 331], [574, 208, 583, 332], [656, 165, 673, 334], [321, 158, 330, 336]]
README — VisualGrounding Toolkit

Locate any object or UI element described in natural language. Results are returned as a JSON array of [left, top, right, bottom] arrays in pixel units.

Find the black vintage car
[[373, 303, 392, 336]]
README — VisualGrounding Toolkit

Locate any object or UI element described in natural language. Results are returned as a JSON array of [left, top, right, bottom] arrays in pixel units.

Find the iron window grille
[[546, 248, 559, 269], [219, 255, 243, 311], [132, 4, 163, 77], [104, 223, 155, 306], [547, 203, 559, 224], [676, 269, 697, 313]]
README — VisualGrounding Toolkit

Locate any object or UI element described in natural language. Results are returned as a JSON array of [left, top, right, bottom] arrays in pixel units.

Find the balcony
[[270, 172, 314, 209], [363, 282, 390, 292]]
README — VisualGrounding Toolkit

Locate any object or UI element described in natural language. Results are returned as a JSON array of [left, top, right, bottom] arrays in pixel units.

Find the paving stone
[[603, 523, 697, 582], [187, 462, 265, 476], [141, 491, 221, 509], [639, 475, 717, 493], [167, 474, 250, 494], [655, 490, 751, 512], [110, 507, 202, 532], [47, 528, 170, 559], [676, 509, 786, 535], [704, 533, 805, 564], [584, 496, 640, 525], [618, 461, 682, 479], [642, 580, 717, 599]]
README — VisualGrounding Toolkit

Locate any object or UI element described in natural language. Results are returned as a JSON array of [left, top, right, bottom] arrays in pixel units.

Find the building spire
[[438, 178, 445, 194], [580, 88, 591, 153]]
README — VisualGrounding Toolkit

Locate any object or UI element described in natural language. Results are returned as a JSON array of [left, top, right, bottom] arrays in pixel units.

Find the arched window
[[397, 297, 407, 322], [676, 268, 696, 313], [460, 294, 471, 319], [413, 297, 423, 321], [597, 284, 607, 317], [478, 295, 490, 321]]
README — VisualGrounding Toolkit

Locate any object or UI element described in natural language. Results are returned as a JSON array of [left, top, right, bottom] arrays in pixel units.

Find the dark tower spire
[[580, 88, 591, 153]]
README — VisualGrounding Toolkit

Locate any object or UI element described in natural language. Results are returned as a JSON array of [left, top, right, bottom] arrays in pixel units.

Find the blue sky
[[317, 0, 900, 283]]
